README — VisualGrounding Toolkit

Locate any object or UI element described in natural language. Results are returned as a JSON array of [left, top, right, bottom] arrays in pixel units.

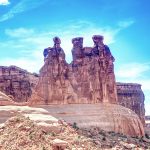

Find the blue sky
[[0, 0, 150, 115]]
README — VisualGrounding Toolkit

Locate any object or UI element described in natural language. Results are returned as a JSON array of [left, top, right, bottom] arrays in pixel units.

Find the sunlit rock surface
[[28, 36, 144, 136], [0, 36, 145, 136]]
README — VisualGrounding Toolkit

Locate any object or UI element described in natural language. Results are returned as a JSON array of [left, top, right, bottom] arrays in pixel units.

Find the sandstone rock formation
[[0, 105, 144, 137], [30, 35, 117, 104], [117, 83, 145, 125], [146, 116, 150, 127], [145, 116, 150, 137], [0, 66, 145, 123], [0, 35, 145, 136], [0, 66, 38, 102], [0, 67, 145, 125], [40, 103, 144, 136], [28, 36, 144, 136]]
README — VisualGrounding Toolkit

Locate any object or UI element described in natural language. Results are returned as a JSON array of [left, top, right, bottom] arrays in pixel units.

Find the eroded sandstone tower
[[0, 66, 145, 125], [28, 36, 145, 136], [31, 35, 118, 104]]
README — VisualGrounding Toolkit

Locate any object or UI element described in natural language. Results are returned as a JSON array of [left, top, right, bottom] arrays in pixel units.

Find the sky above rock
[[0, 0, 150, 115]]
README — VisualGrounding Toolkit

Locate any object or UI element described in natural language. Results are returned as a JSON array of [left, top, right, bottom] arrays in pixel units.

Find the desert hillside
[[0, 113, 150, 150]]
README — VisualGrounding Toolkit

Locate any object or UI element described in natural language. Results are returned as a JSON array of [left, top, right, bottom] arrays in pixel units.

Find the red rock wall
[[145, 116, 150, 136], [0, 36, 145, 136], [0, 68, 145, 125], [117, 83, 145, 125], [0, 66, 38, 102], [0, 38, 145, 126], [145, 116, 150, 127], [30, 36, 118, 105]]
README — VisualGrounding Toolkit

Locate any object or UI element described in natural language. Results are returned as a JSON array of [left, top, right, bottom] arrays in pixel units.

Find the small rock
[[120, 141, 136, 149], [142, 137, 150, 143], [37, 122, 61, 134], [52, 139, 68, 150], [0, 123, 5, 129]]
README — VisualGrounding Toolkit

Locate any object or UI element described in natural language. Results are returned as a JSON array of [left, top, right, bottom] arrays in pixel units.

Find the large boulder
[[0, 66, 38, 102]]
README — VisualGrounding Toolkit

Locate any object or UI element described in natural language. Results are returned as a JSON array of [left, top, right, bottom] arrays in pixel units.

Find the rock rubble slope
[[0, 115, 150, 150]]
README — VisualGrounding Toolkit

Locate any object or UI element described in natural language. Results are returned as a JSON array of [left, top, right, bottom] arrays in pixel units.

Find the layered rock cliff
[[0, 66, 145, 125], [117, 83, 145, 125], [0, 66, 38, 102], [146, 116, 150, 126], [145, 116, 150, 137]]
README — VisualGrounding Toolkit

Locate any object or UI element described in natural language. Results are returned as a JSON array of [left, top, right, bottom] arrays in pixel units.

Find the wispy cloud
[[116, 62, 150, 115], [115, 62, 150, 91], [0, 20, 134, 72], [0, 0, 10, 5], [0, 0, 48, 22], [0, 58, 41, 73], [5, 28, 35, 38], [118, 19, 135, 28], [1, 20, 149, 114], [116, 63, 150, 79]]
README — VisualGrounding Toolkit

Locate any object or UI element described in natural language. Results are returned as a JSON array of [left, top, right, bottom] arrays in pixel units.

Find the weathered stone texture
[[117, 83, 145, 125], [0, 66, 145, 124], [0, 66, 38, 102], [45, 103, 144, 136], [28, 36, 144, 136], [0, 36, 145, 136], [0, 67, 145, 125], [145, 116, 150, 127], [30, 35, 117, 104], [0, 91, 14, 105], [145, 116, 150, 136]]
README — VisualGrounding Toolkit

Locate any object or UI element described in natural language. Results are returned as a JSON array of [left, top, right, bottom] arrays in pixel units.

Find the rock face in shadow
[[0, 66, 38, 102], [30, 35, 117, 104], [117, 83, 145, 125]]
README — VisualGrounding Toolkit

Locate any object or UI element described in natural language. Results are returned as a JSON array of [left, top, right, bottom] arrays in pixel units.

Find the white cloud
[[0, 0, 10, 5], [0, 57, 43, 73], [0, 0, 48, 22], [5, 28, 34, 38], [118, 20, 135, 28], [1, 20, 149, 115], [116, 63, 150, 79], [2, 21, 120, 65], [0, 20, 135, 72], [116, 62, 150, 115]]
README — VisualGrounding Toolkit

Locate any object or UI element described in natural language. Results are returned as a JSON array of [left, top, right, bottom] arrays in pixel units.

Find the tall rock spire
[[30, 35, 118, 104]]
